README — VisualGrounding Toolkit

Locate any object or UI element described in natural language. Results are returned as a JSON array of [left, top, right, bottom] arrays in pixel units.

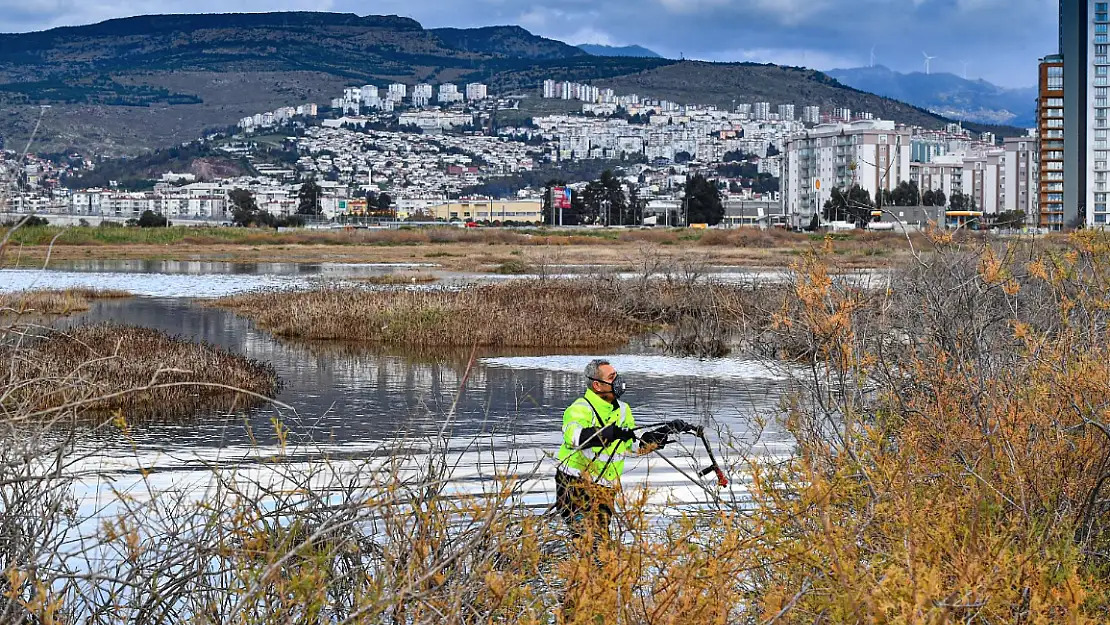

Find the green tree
[[684, 173, 724, 226], [228, 188, 259, 227], [136, 210, 168, 228], [934, 189, 947, 208], [822, 184, 874, 226], [949, 192, 968, 211], [922, 189, 936, 207], [891, 181, 920, 207], [674, 151, 693, 164], [297, 179, 323, 216], [994, 210, 1027, 229], [376, 192, 393, 215]]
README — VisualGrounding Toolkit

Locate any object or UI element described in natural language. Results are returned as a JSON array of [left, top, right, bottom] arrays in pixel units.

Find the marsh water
[[1, 261, 800, 518]]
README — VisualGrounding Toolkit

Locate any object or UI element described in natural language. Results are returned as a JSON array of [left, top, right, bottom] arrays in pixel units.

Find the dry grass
[[351, 272, 439, 286], [213, 281, 649, 348], [0, 323, 281, 419], [0, 288, 132, 316]]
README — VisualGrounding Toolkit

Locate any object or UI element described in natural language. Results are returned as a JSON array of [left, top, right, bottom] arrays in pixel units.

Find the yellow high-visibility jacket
[[555, 389, 635, 485]]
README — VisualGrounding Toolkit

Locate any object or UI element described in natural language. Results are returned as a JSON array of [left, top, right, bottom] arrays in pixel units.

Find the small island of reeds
[[1, 323, 281, 420], [0, 288, 131, 316]]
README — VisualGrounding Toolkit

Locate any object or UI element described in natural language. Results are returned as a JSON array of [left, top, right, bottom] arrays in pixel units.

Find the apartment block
[[1002, 137, 1038, 217], [466, 83, 488, 101], [752, 102, 771, 120], [802, 106, 821, 124], [781, 120, 912, 224], [438, 84, 463, 104], [1040, 54, 1066, 229], [777, 104, 796, 122]]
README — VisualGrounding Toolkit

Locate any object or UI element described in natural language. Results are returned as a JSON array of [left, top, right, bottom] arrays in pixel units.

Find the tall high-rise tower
[[1062, 0, 1102, 226]]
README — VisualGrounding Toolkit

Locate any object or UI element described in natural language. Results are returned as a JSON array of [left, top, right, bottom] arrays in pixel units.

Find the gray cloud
[[1, 0, 1055, 87]]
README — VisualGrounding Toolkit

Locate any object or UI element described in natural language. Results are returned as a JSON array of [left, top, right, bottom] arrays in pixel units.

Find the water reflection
[[48, 297, 795, 510]]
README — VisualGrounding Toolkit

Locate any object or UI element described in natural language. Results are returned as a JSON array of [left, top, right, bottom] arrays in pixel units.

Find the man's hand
[[580, 424, 636, 448], [658, 419, 694, 435], [639, 429, 670, 450]]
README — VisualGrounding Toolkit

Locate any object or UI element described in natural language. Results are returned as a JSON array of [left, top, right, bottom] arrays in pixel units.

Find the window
[[1048, 66, 1063, 77], [1046, 118, 1064, 127], [1047, 97, 1064, 107], [1100, 3, 1108, 12], [1098, 23, 1108, 33], [1048, 75, 1064, 89], [1097, 214, 1107, 224], [1100, 13, 1109, 22]]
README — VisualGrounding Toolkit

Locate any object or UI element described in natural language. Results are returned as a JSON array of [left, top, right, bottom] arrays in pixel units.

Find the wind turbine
[[870, 45, 876, 68], [960, 60, 970, 80], [922, 51, 937, 75]]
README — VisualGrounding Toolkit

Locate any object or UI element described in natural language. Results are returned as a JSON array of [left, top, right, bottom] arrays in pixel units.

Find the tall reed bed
[[0, 323, 281, 420], [212, 280, 651, 349], [0, 288, 131, 315]]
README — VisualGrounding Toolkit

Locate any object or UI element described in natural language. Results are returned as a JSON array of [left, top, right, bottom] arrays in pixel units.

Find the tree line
[[541, 170, 724, 226]]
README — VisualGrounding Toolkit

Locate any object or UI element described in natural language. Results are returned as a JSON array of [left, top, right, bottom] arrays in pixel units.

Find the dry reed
[[0, 288, 131, 315], [213, 281, 648, 348], [0, 323, 281, 419]]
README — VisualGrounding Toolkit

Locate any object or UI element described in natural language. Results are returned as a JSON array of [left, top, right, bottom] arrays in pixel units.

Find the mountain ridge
[[0, 12, 1025, 155], [824, 65, 1036, 127], [577, 44, 662, 58]]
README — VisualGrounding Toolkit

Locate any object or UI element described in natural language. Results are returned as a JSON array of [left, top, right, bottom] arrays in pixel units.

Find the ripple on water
[[0, 269, 310, 298], [479, 354, 793, 381]]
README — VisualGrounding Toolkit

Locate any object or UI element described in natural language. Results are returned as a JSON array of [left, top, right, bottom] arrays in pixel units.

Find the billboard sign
[[552, 187, 573, 210]]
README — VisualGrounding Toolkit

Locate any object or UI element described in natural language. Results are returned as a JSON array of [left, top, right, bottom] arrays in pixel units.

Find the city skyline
[[0, 1, 1053, 88]]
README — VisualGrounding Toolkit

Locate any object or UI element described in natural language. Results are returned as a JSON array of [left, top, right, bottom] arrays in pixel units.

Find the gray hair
[[584, 359, 610, 387]]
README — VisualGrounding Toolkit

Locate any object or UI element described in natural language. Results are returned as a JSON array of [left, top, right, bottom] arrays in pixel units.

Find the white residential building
[[833, 107, 853, 122], [360, 85, 379, 102], [438, 83, 463, 104], [411, 83, 433, 107], [388, 83, 408, 101], [777, 104, 796, 122], [802, 106, 821, 124], [466, 83, 488, 101], [1001, 137, 1038, 217], [781, 120, 912, 225], [752, 102, 771, 120]]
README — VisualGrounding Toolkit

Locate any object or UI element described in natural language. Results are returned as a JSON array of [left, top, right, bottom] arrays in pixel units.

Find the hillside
[[0, 12, 1021, 155], [592, 62, 1021, 135], [825, 66, 1037, 127], [577, 44, 662, 59]]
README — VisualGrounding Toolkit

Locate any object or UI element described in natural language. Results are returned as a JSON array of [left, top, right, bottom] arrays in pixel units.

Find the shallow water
[[1, 260, 801, 522], [54, 296, 794, 513]]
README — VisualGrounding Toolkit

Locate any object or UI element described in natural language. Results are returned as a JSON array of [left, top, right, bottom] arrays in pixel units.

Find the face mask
[[590, 375, 626, 399]]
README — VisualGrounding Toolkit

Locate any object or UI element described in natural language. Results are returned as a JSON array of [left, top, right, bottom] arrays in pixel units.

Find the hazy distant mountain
[[825, 65, 1036, 127], [577, 44, 662, 58]]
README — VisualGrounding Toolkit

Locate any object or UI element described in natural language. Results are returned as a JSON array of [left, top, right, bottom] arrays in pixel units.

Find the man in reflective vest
[[554, 359, 673, 542]]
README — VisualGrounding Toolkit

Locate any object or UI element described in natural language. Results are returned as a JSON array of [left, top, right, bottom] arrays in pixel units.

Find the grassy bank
[[1, 223, 917, 249], [1, 323, 280, 419], [0, 224, 930, 270], [0, 288, 131, 316]]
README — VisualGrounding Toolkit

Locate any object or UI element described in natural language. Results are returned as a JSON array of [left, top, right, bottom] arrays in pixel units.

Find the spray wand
[[635, 420, 729, 488]]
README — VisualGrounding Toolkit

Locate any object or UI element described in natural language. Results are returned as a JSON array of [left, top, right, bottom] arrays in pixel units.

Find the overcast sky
[[1, 0, 1056, 88]]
